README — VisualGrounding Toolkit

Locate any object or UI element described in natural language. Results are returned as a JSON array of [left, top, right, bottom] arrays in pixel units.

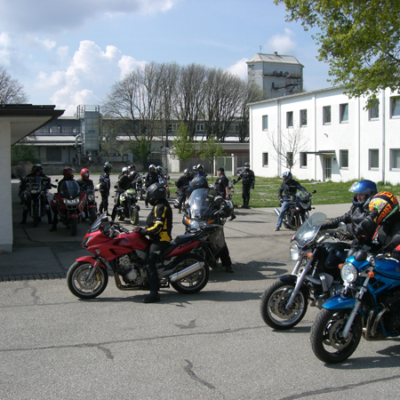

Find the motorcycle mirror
[[55, 179, 59, 182]]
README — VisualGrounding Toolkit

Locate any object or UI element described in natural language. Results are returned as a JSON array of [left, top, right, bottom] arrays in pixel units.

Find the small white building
[[249, 86, 400, 184]]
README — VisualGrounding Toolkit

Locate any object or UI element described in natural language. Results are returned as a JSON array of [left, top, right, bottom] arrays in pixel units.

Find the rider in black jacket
[[99, 162, 112, 215], [77, 168, 94, 192], [175, 168, 192, 213], [234, 162, 255, 209], [144, 164, 159, 207]]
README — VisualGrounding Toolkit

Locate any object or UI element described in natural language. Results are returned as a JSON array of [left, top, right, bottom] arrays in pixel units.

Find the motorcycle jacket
[[196, 171, 207, 177], [176, 175, 191, 189], [237, 169, 255, 186], [215, 175, 229, 199], [321, 201, 370, 231], [117, 175, 132, 191], [99, 172, 111, 193], [77, 178, 94, 192], [144, 198, 172, 242], [278, 179, 308, 202], [145, 172, 159, 188]]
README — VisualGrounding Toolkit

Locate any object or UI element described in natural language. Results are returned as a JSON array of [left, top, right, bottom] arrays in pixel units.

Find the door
[[324, 157, 332, 181]]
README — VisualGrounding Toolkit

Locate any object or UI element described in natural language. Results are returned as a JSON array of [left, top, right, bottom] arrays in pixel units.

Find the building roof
[[247, 53, 304, 67]]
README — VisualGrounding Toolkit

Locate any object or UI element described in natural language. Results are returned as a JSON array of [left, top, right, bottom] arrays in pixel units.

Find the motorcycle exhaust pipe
[[274, 208, 280, 216], [169, 262, 205, 282]]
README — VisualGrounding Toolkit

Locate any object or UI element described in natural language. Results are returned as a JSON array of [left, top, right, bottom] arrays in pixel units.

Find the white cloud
[[0, 32, 25, 69], [56, 46, 69, 60], [266, 29, 297, 54], [226, 58, 248, 80], [25, 35, 56, 51], [0, 0, 181, 33], [118, 55, 147, 79]]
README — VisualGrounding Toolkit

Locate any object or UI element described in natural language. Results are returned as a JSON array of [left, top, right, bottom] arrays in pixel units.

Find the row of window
[[262, 96, 400, 130], [261, 149, 400, 170]]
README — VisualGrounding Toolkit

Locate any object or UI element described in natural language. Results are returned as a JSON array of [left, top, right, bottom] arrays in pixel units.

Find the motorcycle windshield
[[188, 188, 221, 219], [59, 180, 80, 199], [293, 212, 326, 247]]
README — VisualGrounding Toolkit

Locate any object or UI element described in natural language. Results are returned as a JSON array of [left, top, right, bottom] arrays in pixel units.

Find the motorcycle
[[182, 187, 233, 269], [174, 183, 190, 211], [67, 213, 212, 299], [82, 185, 98, 223], [159, 176, 170, 199], [310, 250, 400, 363], [111, 187, 140, 225], [51, 180, 86, 236], [135, 174, 146, 201], [22, 176, 53, 227], [274, 190, 317, 230], [260, 212, 351, 329]]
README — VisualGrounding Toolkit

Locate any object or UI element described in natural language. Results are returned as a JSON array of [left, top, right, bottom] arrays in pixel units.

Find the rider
[[320, 180, 378, 237], [111, 167, 131, 221], [135, 183, 173, 303], [77, 168, 94, 192], [20, 164, 52, 224], [128, 164, 139, 182], [156, 165, 166, 179], [50, 167, 75, 232], [145, 164, 159, 207], [275, 171, 309, 231], [99, 162, 112, 215], [196, 164, 207, 177], [215, 167, 236, 221], [175, 168, 192, 214], [234, 162, 255, 209]]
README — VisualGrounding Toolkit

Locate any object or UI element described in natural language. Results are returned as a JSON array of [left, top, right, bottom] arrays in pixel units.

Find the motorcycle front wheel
[[89, 208, 97, 223], [260, 280, 308, 330], [130, 206, 139, 225], [170, 253, 209, 294], [67, 262, 109, 299], [310, 309, 362, 364]]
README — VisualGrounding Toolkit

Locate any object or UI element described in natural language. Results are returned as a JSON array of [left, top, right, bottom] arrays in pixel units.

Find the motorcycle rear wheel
[[260, 280, 308, 329], [170, 253, 209, 294], [71, 218, 78, 236], [67, 261, 108, 299], [130, 206, 139, 225], [310, 309, 362, 364]]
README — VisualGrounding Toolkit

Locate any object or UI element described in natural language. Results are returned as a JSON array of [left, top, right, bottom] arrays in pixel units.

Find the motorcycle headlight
[[30, 189, 38, 194], [88, 194, 95, 201], [64, 198, 79, 206], [341, 262, 358, 283], [290, 243, 301, 261], [190, 220, 206, 230]]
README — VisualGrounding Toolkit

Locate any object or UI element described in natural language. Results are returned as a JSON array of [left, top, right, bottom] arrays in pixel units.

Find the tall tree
[[0, 67, 28, 104], [198, 135, 226, 165], [171, 123, 196, 162], [275, 0, 400, 105]]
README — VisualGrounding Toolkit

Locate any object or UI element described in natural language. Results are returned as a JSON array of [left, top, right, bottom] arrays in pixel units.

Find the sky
[[0, 0, 331, 116]]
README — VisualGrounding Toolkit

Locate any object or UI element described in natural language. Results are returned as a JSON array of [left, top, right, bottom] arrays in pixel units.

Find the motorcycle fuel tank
[[374, 258, 400, 280]]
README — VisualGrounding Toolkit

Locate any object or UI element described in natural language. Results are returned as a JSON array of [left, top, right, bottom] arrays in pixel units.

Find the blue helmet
[[349, 180, 378, 207], [281, 171, 292, 184]]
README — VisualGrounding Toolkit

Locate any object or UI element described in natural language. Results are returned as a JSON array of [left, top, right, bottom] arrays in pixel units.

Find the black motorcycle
[[111, 187, 140, 225], [135, 174, 146, 201], [82, 185, 98, 223], [274, 190, 316, 230], [260, 212, 350, 329]]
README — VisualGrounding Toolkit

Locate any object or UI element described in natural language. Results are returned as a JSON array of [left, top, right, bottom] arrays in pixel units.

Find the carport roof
[[0, 104, 64, 145]]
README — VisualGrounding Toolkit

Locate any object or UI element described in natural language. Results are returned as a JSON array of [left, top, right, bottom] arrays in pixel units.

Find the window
[[46, 147, 62, 162], [300, 152, 307, 168], [369, 149, 379, 169], [300, 109, 307, 126], [286, 111, 293, 128], [323, 106, 331, 124], [340, 150, 349, 168], [262, 115, 268, 130], [391, 96, 400, 118], [196, 123, 204, 132], [340, 103, 349, 123], [369, 100, 379, 120], [262, 152, 268, 167], [390, 149, 400, 169], [286, 152, 293, 168]]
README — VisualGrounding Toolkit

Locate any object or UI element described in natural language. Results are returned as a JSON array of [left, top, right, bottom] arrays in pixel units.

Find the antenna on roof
[[259, 45, 262, 53]]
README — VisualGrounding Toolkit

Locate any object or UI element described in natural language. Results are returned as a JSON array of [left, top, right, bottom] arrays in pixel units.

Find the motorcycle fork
[[286, 249, 317, 309], [86, 258, 102, 282]]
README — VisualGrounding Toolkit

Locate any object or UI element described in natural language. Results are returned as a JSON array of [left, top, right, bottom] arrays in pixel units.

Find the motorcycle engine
[[380, 289, 400, 334], [117, 254, 146, 285]]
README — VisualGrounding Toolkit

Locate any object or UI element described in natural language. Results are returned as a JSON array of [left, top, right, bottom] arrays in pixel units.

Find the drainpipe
[[382, 89, 386, 184], [277, 99, 281, 177]]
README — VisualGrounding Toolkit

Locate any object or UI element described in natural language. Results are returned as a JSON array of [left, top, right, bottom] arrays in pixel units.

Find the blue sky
[[0, 0, 331, 115]]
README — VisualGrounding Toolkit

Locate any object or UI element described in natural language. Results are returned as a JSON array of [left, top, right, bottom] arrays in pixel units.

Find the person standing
[[234, 162, 255, 209], [175, 168, 192, 214], [215, 167, 236, 221], [145, 164, 159, 207], [99, 162, 112, 215]]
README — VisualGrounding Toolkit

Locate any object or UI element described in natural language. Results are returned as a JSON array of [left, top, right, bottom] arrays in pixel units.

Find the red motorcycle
[[67, 213, 212, 299], [51, 180, 86, 236]]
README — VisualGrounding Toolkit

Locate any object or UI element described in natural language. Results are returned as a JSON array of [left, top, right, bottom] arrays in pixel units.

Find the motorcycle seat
[[173, 234, 194, 245]]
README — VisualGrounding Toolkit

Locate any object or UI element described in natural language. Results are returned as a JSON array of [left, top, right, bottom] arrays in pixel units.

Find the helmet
[[349, 180, 378, 207], [197, 163, 204, 170], [368, 192, 399, 225], [189, 176, 208, 191], [128, 164, 136, 170], [63, 167, 75, 179], [157, 165, 163, 172], [122, 167, 129, 175], [32, 164, 42, 174], [103, 162, 112, 173], [184, 168, 190, 176], [80, 168, 90, 180], [281, 171, 292, 184], [192, 165, 198, 171], [244, 162, 250, 169], [149, 164, 156, 171], [146, 183, 167, 205], [129, 171, 136, 179]]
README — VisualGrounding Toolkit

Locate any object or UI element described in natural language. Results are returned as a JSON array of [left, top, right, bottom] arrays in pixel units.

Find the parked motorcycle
[[182, 187, 233, 269], [260, 212, 351, 329], [67, 213, 211, 299], [82, 185, 98, 223], [111, 188, 140, 225], [174, 183, 190, 211], [310, 251, 400, 363], [22, 176, 53, 227], [135, 174, 146, 201], [274, 190, 317, 230], [51, 180, 86, 236]]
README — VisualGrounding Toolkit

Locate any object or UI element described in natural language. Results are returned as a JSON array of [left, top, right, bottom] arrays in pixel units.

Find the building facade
[[249, 87, 400, 185]]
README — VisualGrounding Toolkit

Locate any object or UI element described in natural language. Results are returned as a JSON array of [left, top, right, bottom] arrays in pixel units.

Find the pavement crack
[[13, 282, 40, 305], [77, 343, 114, 360], [184, 359, 215, 389]]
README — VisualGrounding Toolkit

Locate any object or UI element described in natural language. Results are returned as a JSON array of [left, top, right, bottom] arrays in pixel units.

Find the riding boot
[[50, 215, 58, 232], [143, 269, 160, 303], [47, 210, 53, 224], [20, 210, 27, 224]]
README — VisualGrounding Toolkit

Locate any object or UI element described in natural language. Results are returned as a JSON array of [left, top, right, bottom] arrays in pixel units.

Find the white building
[[249, 86, 400, 184]]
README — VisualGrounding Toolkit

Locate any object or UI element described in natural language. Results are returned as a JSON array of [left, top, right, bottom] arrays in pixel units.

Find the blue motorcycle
[[310, 250, 400, 363]]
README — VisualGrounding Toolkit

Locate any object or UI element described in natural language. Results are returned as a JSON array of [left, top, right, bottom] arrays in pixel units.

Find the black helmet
[[149, 164, 156, 172], [146, 183, 167, 205], [189, 176, 208, 191], [128, 164, 136, 170], [197, 163, 204, 170], [104, 162, 112, 173], [184, 168, 190, 176], [244, 162, 250, 169], [32, 164, 42, 174], [281, 171, 292, 184]]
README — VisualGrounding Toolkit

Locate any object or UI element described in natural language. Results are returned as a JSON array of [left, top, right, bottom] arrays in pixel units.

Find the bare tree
[[267, 127, 308, 171], [0, 67, 28, 104]]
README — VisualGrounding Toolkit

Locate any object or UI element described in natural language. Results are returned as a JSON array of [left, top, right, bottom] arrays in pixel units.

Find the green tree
[[11, 144, 40, 165], [171, 123, 196, 162], [198, 135, 226, 163], [129, 137, 153, 167], [275, 0, 400, 105]]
